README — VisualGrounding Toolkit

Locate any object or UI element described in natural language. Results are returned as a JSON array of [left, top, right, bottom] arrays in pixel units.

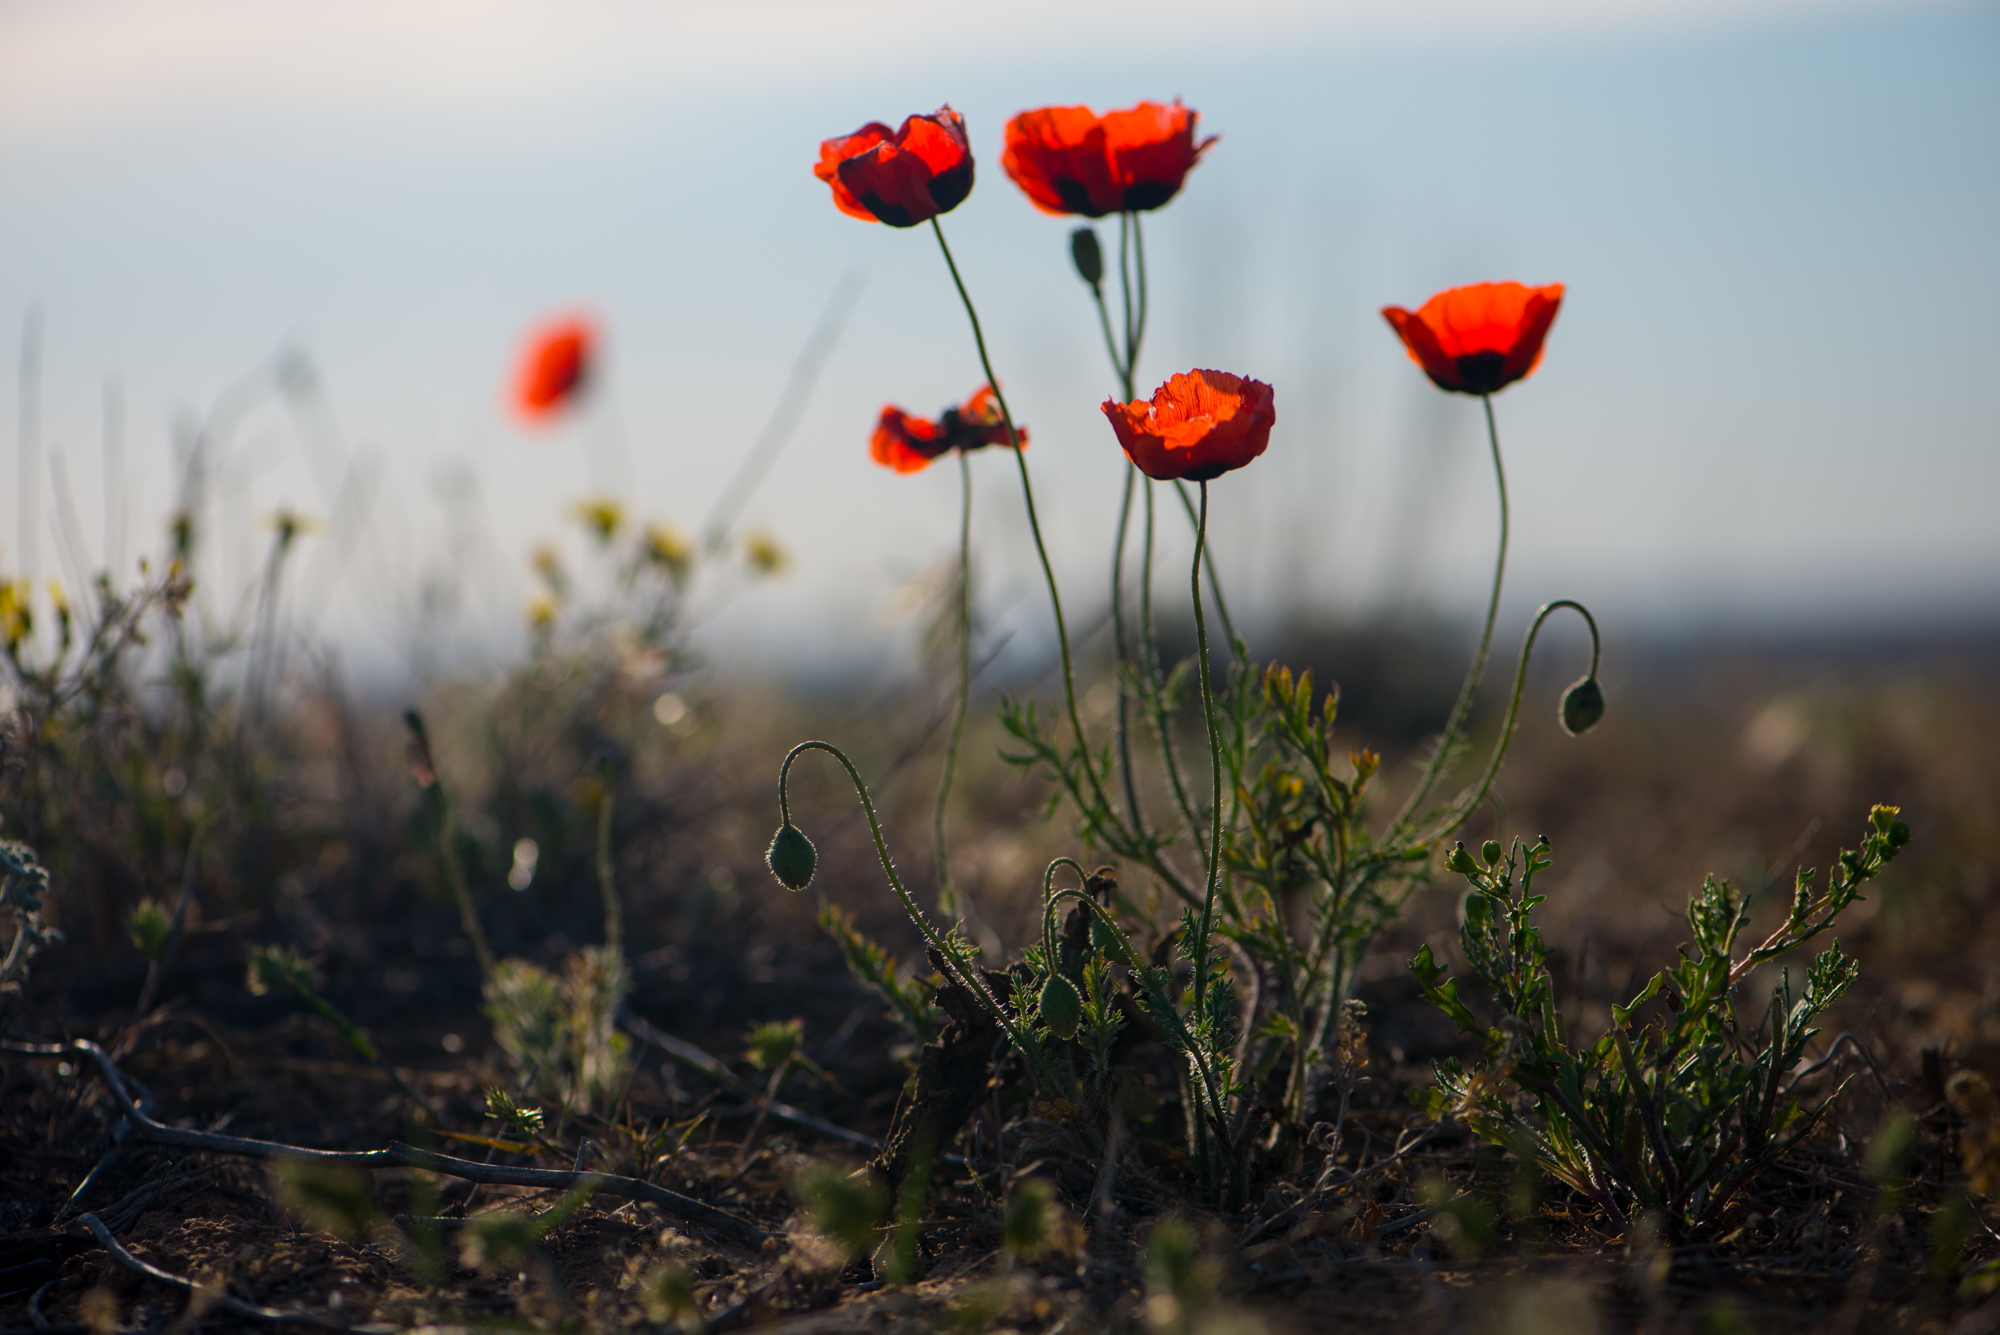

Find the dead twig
[[78, 1212, 351, 1329], [9, 1039, 770, 1248]]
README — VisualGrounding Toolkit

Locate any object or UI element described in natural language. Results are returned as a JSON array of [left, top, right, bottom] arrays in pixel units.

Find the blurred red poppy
[[871, 386, 1026, 474], [1102, 370, 1274, 482], [1002, 100, 1216, 218], [816, 107, 974, 228], [1381, 282, 1565, 396], [513, 316, 594, 422]]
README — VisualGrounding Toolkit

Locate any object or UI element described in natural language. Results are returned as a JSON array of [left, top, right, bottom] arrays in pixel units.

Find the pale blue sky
[[2, 0, 1995, 680]]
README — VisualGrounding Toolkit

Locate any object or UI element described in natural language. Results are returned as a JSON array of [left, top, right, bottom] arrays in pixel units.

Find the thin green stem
[[1131, 211, 1150, 370], [1190, 483, 1225, 1012], [1417, 599, 1599, 846], [1141, 479, 1200, 841], [1393, 393, 1510, 839], [929, 218, 1119, 840], [439, 810, 494, 982], [933, 451, 974, 914], [595, 771, 620, 960], [1171, 480, 1240, 652], [1119, 212, 1138, 374], [1090, 284, 1129, 395], [1109, 465, 1146, 838]]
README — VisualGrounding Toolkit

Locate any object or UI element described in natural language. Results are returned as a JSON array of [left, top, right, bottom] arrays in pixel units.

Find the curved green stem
[[929, 219, 1120, 841], [1417, 599, 1600, 847], [778, 741, 1062, 1091], [1039, 880, 1227, 1118], [1040, 858, 1092, 965], [933, 451, 974, 914], [1393, 392, 1509, 838]]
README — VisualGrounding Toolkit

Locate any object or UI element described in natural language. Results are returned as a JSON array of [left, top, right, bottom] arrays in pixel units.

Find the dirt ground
[[4, 630, 1999, 1334]]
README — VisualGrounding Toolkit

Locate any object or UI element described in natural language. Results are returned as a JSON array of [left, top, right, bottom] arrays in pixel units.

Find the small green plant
[[0, 837, 58, 1006], [247, 944, 440, 1119], [1409, 805, 1910, 1233], [405, 711, 631, 1113]]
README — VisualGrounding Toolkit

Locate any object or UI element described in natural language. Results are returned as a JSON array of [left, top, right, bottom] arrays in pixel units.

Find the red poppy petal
[[817, 123, 893, 222], [1382, 306, 1465, 393], [1003, 106, 1117, 216], [1103, 101, 1210, 212], [838, 143, 943, 227], [513, 318, 595, 422], [1103, 369, 1273, 480], [1498, 286, 1565, 384]]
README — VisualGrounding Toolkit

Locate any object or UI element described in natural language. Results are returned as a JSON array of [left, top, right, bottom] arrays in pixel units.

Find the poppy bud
[[1481, 840, 1503, 866], [1069, 227, 1104, 288], [1560, 676, 1606, 735], [1039, 973, 1083, 1040], [765, 824, 817, 892]]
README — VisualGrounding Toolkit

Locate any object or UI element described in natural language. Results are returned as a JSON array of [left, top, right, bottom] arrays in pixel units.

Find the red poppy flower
[[1381, 282, 1565, 396], [815, 107, 974, 228], [1102, 370, 1274, 482], [513, 316, 594, 422], [871, 386, 1026, 474], [1002, 100, 1216, 218]]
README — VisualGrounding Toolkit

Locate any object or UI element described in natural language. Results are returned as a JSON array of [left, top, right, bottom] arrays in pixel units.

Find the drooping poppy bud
[[1002, 101, 1217, 218], [512, 316, 595, 423], [1091, 913, 1134, 966], [1069, 227, 1104, 288], [1381, 283, 1564, 396], [766, 824, 817, 891], [1039, 972, 1083, 1040], [1103, 370, 1275, 482], [815, 107, 974, 228], [1560, 676, 1606, 736]]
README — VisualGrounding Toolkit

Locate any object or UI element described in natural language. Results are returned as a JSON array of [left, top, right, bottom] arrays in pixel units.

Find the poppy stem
[[1422, 600, 1600, 845], [1110, 464, 1147, 837], [1189, 481, 1225, 1015], [1391, 392, 1510, 839], [1173, 480, 1240, 653], [1131, 211, 1150, 373], [779, 740, 1062, 1090], [1142, 477, 1202, 845], [1089, 283, 1130, 396], [933, 450, 974, 917], [929, 218, 1118, 833]]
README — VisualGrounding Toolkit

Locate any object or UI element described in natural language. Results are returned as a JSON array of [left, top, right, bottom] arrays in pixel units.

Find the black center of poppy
[[858, 192, 919, 228], [1121, 181, 1182, 213], [1053, 177, 1110, 218], [926, 161, 975, 216], [1454, 351, 1509, 394]]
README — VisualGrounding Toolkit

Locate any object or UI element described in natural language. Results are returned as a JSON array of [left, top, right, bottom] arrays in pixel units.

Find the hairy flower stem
[[1419, 598, 1600, 845], [933, 451, 974, 914], [1141, 480, 1201, 843], [777, 740, 1069, 1095], [929, 219, 1118, 836], [1110, 466, 1147, 836], [1393, 393, 1510, 839], [1189, 482, 1225, 1012]]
